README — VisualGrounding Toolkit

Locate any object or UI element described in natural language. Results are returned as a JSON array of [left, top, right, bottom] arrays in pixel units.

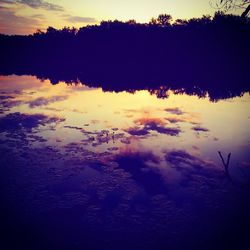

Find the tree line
[[0, 12, 249, 101], [28, 12, 249, 37]]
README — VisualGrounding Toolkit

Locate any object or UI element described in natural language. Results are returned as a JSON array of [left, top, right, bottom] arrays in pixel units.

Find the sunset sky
[[0, 0, 230, 35]]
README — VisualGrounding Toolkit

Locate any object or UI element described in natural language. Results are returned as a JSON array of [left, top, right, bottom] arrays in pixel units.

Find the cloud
[[164, 107, 184, 115], [28, 95, 68, 108], [113, 151, 166, 194], [0, 112, 65, 132], [125, 124, 180, 137], [164, 149, 226, 191], [0, 0, 64, 11], [146, 122, 181, 136], [0, 0, 14, 4], [135, 117, 166, 126], [30, 13, 45, 20], [165, 117, 186, 123], [0, 7, 41, 34], [192, 126, 209, 132], [20, 0, 63, 11], [165, 150, 216, 170], [0, 97, 22, 109], [125, 126, 150, 136], [66, 16, 97, 23], [127, 117, 181, 136]]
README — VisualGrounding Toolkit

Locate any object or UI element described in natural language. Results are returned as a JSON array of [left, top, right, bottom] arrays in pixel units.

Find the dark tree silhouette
[[214, 0, 250, 17], [0, 12, 249, 101], [157, 14, 173, 27], [149, 17, 158, 26]]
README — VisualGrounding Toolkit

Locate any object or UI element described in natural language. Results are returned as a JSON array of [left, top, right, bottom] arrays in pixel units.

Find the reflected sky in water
[[1, 75, 250, 250]]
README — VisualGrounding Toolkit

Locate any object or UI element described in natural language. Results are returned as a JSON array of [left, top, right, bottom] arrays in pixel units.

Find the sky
[[0, 0, 226, 35]]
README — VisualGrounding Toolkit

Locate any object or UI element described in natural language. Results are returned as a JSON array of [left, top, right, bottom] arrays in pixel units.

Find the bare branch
[[212, 0, 250, 16]]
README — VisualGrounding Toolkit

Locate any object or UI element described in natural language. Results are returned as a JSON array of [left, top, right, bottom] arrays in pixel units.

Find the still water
[[0, 75, 250, 249]]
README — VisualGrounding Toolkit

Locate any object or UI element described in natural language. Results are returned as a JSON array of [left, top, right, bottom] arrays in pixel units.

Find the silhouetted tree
[[34, 29, 44, 35], [149, 17, 158, 26], [213, 0, 250, 17], [0, 12, 250, 102], [173, 19, 188, 26], [126, 19, 137, 25], [157, 14, 172, 27], [61, 27, 77, 35], [46, 26, 57, 34], [100, 20, 113, 29], [187, 15, 212, 28]]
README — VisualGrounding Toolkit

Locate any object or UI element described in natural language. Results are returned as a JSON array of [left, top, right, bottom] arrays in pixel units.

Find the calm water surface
[[0, 75, 250, 250]]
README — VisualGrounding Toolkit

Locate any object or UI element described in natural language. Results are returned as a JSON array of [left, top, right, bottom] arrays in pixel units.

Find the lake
[[0, 74, 250, 250]]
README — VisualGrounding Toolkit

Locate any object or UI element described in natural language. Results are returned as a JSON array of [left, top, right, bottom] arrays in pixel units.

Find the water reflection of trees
[[0, 12, 249, 101]]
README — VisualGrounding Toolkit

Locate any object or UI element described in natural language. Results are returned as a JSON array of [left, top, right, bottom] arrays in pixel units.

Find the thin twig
[[218, 151, 227, 169], [218, 151, 232, 181]]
